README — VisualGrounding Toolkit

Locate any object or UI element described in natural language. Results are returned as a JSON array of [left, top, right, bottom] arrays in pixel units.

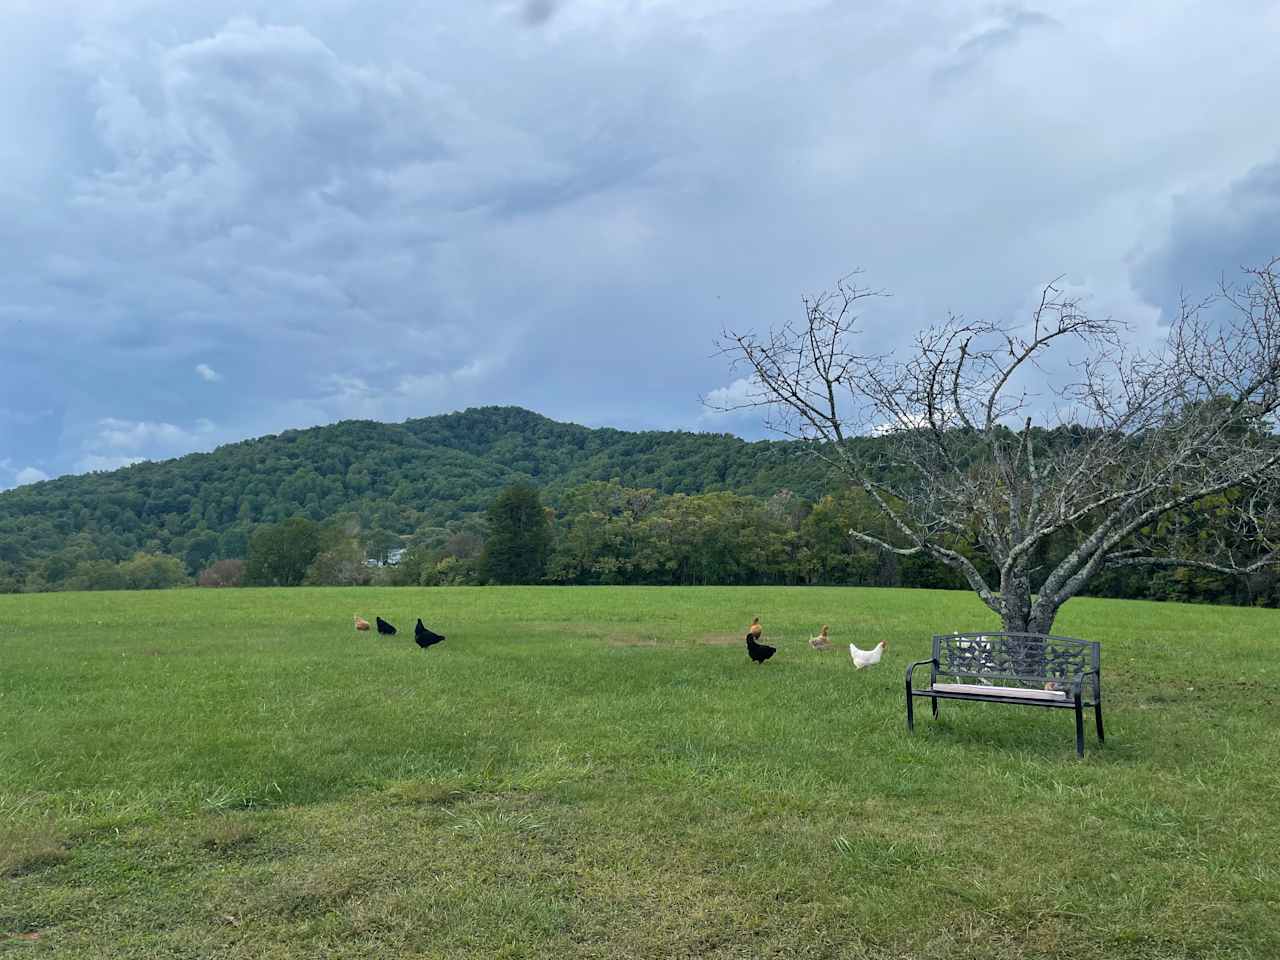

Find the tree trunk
[[1027, 599, 1061, 636], [998, 568, 1033, 633], [995, 567, 1062, 677]]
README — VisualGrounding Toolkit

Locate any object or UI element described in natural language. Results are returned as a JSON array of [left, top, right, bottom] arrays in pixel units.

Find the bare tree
[[714, 260, 1280, 633]]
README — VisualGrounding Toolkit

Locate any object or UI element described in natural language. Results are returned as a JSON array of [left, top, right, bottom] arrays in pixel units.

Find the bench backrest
[[932, 632, 1101, 701]]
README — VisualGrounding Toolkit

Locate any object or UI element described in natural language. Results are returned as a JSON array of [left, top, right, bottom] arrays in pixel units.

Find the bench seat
[[929, 683, 1066, 702]]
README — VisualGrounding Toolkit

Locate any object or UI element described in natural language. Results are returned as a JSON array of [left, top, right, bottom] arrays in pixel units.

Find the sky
[[2, 0, 1279, 488]]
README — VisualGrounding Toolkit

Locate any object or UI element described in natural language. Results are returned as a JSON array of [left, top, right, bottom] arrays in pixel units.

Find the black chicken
[[414, 618, 446, 649], [375, 616, 397, 635], [746, 632, 776, 664]]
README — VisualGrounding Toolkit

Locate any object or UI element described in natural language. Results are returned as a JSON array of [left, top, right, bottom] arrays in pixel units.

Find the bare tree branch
[[714, 257, 1280, 633]]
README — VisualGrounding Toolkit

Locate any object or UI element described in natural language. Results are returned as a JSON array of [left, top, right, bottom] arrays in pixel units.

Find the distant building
[[365, 547, 407, 568]]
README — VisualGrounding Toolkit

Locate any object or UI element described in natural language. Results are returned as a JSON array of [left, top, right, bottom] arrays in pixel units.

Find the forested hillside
[[1, 406, 1270, 605], [0, 407, 836, 588]]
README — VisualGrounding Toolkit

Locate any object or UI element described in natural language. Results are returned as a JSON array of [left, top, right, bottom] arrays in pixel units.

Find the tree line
[[435, 481, 1280, 606], [10, 478, 1274, 607]]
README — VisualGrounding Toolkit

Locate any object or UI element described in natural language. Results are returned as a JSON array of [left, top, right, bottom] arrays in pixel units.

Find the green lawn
[[1, 586, 1277, 958]]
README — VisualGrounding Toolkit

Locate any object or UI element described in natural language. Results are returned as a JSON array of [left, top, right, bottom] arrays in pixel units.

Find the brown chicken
[[354, 615, 371, 632], [748, 617, 763, 638], [809, 625, 832, 650]]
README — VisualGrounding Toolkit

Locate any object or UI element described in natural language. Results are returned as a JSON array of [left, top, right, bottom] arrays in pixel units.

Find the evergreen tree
[[482, 484, 551, 584]]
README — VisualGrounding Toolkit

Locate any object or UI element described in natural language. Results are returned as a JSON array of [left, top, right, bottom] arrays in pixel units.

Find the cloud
[[520, 0, 561, 27], [75, 454, 148, 473], [0, 459, 52, 491], [299, 348, 518, 424], [64, 417, 226, 478], [1133, 154, 1280, 319], [2, 1, 1280, 481], [95, 417, 204, 452], [932, 6, 1061, 88], [68, 17, 562, 240], [195, 363, 222, 382], [14, 466, 50, 486], [700, 377, 760, 419]]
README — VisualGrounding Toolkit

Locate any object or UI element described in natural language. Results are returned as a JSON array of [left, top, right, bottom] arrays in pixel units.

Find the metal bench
[[906, 632, 1103, 757]]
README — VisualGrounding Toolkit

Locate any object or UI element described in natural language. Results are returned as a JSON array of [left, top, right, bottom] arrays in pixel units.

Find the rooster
[[354, 615, 371, 632], [415, 618, 446, 650], [809, 625, 832, 651], [376, 616, 397, 636], [849, 640, 886, 669], [748, 617, 763, 639]]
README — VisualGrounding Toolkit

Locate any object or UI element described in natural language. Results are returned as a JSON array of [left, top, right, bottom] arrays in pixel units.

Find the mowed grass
[[1, 586, 1277, 959]]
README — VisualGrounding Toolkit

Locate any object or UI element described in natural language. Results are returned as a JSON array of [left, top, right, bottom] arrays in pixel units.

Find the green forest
[[0, 406, 1271, 605]]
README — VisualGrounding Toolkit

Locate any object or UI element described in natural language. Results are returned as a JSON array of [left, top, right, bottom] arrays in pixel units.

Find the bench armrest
[[905, 658, 937, 689], [1071, 668, 1101, 700]]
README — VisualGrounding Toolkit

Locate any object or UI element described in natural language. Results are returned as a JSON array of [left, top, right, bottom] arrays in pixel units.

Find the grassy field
[[1, 586, 1277, 959]]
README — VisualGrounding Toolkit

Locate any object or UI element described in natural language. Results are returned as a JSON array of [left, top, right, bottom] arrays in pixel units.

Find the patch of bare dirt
[[698, 635, 743, 646], [606, 635, 662, 647]]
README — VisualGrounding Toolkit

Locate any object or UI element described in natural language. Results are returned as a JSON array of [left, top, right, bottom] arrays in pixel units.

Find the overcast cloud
[[2, 0, 1279, 488]]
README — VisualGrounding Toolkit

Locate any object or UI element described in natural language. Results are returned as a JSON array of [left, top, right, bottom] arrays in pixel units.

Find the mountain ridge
[[0, 405, 837, 580]]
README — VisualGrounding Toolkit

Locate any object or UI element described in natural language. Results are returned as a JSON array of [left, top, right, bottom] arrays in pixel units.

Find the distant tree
[[117, 553, 189, 589], [419, 554, 482, 586], [0, 562, 21, 594], [218, 524, 250, 559], [65, 559, 130, 591], [244, 518, 324, 586], [60, 553, 188, 591], [183, 532, 219, 575], [198, 558, 245, 588], [546, 481, 658, 585], [482, 484, 552, 584], [304, 539, 372, 586], [0, 535, 21, 564]]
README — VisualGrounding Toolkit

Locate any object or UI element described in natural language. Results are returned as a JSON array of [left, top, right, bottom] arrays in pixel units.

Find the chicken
[[376, 616, 397, 636], [354, 615, 371, 632], [748, 616, 763, 638], [849, 640, 886, 669], [809, 625, 832, 651], [746, 632, 776, 664], [414, 618, 446, 649]]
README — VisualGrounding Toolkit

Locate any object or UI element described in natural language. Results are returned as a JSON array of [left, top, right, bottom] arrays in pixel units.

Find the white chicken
[[849, 640, 886, 669]]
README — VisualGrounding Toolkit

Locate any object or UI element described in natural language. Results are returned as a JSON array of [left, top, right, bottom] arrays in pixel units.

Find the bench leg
[[906, 686, 915, 733], [1095, 702, 1105, 744], [931, 696, 939, 719], [1074, 700, 1085, 757]]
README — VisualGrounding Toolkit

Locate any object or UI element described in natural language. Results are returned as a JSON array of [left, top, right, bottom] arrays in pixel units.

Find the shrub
[[303, 541, 371, 586], [198, 559, 245, 588], [117, 553, 189, 589]]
